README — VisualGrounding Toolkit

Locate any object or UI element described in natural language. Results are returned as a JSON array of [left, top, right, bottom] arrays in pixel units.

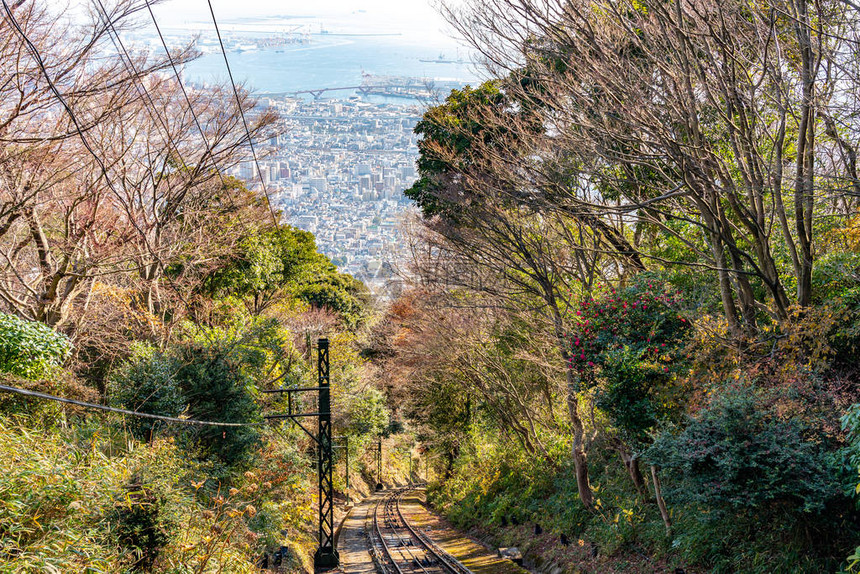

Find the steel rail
[[371, 486, 474, 574], [378, 490, 432, 573], [393, 488, 475, 574], [374, 488, 449, 573], [373, 494, 406, 573], [365, 496, 389, 573], [386, 492, 433, 573]]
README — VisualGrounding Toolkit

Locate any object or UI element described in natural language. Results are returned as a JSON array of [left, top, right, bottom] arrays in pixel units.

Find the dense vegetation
[[373, 0, 860, 571], [0, 3, 391, 572], [5, 0, 860, 572]]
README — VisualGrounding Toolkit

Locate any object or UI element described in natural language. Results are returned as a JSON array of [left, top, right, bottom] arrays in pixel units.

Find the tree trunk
[[444, 447, 458, 480], [709, 233, 743, 339], [618, 445, 647, 495], [566, 366, 593, 509], [553, 302, 594, 510], [794, 0, 816, 307], [651, 465, 672, 536]]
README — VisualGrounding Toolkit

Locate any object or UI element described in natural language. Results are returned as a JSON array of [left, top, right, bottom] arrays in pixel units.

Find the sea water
[[182, 33, 483, 98]]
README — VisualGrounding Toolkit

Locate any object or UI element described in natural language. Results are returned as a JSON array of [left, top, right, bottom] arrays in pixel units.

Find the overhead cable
[[1, 0, 126, 201], [0, 1, 213, 342], [0, 383, 266, 427], [95, 0, 244, 221], [143, 0, 229, 187], [205, 0, 279, 224], [95, 0, 185, 167]]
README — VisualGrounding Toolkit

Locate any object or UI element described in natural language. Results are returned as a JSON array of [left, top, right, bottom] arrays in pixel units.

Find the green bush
[[109, 323, 274, 471], [174, 342, 262, 470], [109, 343, 184, 441], [648, 389, 853, 573], [648, 389, 845, 513], [0, 313, 70, 379]]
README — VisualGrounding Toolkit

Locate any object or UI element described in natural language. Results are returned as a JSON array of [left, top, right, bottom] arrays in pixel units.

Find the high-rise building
[[355, 163, 372, 176]]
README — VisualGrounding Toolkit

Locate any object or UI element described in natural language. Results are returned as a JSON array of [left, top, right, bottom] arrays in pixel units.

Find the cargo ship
[[419, 52, 466, 64]]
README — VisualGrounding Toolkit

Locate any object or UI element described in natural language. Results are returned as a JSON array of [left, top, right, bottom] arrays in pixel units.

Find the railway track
[[368, 487, 474, 574]]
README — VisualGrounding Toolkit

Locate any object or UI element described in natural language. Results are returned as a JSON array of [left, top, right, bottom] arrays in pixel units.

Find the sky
[[147, 0, 463, 46], [151, 0, 446, 22]]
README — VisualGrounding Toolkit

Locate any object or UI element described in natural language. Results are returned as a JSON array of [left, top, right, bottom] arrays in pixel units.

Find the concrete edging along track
[[333, 504, 354, 550]]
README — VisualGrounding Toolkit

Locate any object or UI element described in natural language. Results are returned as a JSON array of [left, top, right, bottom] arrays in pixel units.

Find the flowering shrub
[[567, 277, 691, 444]]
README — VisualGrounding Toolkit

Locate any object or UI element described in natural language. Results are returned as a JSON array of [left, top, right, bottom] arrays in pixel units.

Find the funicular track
[[369, 487, 473, 574]]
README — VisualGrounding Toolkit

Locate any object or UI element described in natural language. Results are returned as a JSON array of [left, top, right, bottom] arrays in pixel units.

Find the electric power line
[[205, 0, 279, 224], [0, 383, 266, 426], [1, 0, 126, 203], [0, 3, 286, 420], [143, 0, 229, 188], [95, 0, 235, 222], [95, 0, 182, 165]]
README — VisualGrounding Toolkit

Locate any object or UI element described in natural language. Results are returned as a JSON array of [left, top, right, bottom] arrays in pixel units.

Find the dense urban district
[[240, 96, 420, 295], [3, 1, 860, 574]]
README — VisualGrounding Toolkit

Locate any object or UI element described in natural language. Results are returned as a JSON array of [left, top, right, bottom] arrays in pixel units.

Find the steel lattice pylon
[[313, 338, 339, 568], [375, 437, 383, 491], [263, 338, 339, 569]]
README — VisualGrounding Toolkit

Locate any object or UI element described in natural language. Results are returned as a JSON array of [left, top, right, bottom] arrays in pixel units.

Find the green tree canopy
[[204, 224, 368, 324]]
